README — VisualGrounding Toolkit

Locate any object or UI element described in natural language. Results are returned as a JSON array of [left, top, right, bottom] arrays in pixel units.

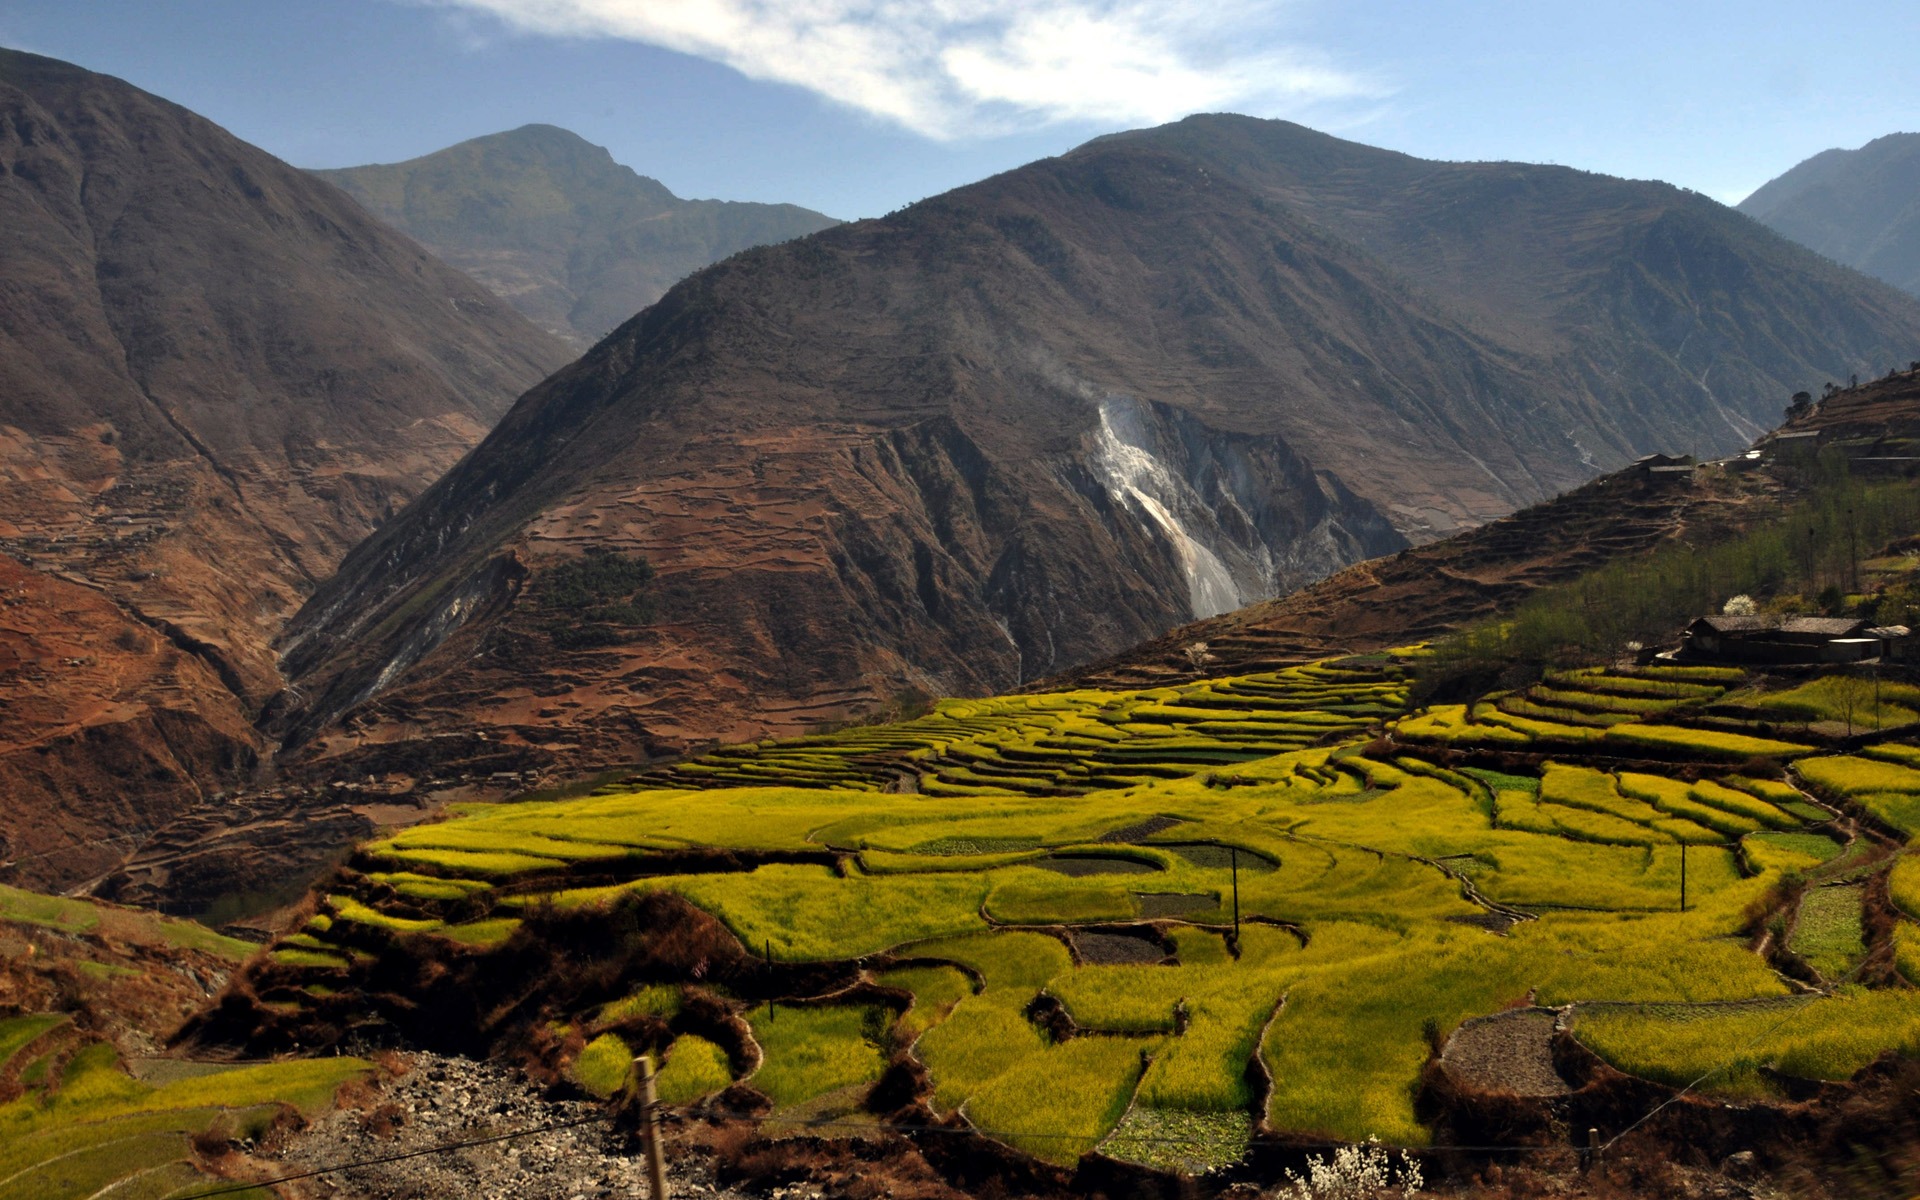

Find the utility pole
[[1848, 505, 1859, 594], [1230, 847, 1241, 948], [636, 1054, 670, 1200]]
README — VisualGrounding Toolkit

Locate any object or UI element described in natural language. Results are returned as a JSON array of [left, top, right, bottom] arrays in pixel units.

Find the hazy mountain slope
[[1740, 133, 1920, 298], [276, 113, 1920, 785], [0, 48, 572, 886], [313, 125, 841, 348]]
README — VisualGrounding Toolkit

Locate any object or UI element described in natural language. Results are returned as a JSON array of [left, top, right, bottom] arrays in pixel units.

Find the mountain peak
[[313, 125, 838, 347]]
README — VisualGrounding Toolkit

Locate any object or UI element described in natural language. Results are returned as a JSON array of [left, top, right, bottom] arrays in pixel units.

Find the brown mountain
[[1740, 133, 1920, 298], [0, 49, 572, 886], [312, 125, 841, 349], [275, 113, 1920, 788]]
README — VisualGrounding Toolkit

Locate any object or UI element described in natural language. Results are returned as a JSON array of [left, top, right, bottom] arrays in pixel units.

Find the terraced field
[[235, 658, 1920, 1172], [0, 888, 372, 1199]]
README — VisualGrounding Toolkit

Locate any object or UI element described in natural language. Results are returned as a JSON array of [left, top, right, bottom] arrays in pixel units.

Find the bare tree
[[1183, 641, 1216, 674]]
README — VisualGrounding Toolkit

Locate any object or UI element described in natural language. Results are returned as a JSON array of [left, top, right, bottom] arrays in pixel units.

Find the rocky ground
[[252, 1051, 754, 1200]]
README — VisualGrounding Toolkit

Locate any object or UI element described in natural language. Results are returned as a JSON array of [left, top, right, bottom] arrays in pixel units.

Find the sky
[[1, 0, 1915, 221]]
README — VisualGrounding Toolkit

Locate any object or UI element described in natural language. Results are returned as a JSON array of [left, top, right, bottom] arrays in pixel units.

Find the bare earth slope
[[1740, 132, 1920, 298], [0, 49, 572, 886], [313, 124, 841, 349], [277, 114, 1920, 785]]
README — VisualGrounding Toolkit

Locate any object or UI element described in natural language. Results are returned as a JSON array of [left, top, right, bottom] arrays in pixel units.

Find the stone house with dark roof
[[1681, 615, 1897, 664]]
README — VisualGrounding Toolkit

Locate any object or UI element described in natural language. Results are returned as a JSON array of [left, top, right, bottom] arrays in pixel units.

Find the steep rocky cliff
[[276, 114, 1920, 785], [313, 125, 840, 348], [0, 49, 572, 886]]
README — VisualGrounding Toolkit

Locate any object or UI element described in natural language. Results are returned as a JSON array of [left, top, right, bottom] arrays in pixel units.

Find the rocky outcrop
[[276, 115, 1920, 784]]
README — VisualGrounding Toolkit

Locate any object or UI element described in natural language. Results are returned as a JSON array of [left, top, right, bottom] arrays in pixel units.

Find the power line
[[1600, 916, 1884, 1153], [165, 1111, 606, 1199]]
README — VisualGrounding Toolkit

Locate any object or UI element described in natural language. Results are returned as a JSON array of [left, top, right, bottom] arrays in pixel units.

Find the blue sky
[[2, 1, 1915, 221]]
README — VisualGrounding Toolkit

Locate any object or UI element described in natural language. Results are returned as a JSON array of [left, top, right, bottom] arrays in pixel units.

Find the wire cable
[[165, 1111, 606, 1199]]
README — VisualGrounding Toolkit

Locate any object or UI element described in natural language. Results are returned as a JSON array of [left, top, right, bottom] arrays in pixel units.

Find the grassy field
[[230, 656, 1920, 1168]]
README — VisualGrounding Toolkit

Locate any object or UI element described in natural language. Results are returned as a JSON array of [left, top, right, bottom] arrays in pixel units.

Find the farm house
[[1681, 615, 1907, 664]]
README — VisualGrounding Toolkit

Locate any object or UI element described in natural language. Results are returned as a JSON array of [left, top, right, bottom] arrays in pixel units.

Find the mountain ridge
[[269, 113, 1920, 793], [1740, 132, 1920, 298], [312, 124, 841, 347], [0, 48, 573, 887]]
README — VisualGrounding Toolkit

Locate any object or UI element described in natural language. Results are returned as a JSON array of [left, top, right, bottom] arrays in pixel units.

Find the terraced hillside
[[0, 885, 370, 1199], [194, 655, 1920, 1185]]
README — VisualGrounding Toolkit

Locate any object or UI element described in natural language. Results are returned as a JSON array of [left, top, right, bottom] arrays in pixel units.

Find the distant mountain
[[274, 114, 1920, 789], [0, 49, 572, 886], [1740, 133, 1920, 298], [312, 125, 841, 348]]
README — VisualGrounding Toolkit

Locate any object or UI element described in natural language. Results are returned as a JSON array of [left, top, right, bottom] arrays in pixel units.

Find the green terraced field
[[0, 1031, 369, 1200], [236, 656, 1920, 1171]]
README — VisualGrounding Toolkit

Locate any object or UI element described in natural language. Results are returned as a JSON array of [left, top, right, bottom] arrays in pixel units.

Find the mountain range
[[312, 125, 841, 348], [272, 114, 1920, 792], [1741, 132, 1920, 298], [7, 45, 1920, 900], [0, 48, 572, 884]]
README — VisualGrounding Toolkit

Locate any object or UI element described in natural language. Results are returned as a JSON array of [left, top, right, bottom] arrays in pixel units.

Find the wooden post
[[638, 1054, 669, 1199], [1230, 847, 1241, 945]]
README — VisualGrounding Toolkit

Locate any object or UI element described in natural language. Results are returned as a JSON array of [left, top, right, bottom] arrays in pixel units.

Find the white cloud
[[412, 0, 1374, 139]]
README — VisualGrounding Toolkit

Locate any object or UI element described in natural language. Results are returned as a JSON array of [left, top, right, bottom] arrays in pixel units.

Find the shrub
[[532, 547, 656, 645], [657, 1036, 733, 1104], [572, 1033, 633, 1098], [1281, 1138, 1423, 1199]]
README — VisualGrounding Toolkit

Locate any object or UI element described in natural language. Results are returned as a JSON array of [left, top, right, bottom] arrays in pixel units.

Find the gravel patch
[[1440, 1009, 1571, 1097], [261, 1051, 752, 1199]]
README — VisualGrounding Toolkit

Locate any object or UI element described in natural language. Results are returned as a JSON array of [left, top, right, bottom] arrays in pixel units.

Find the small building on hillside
[[1681, 615, 1906, 664], [1764, 430, 1822, 459], [1872, 625, 1918, 662], [1632, 453, 1695, 472]]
